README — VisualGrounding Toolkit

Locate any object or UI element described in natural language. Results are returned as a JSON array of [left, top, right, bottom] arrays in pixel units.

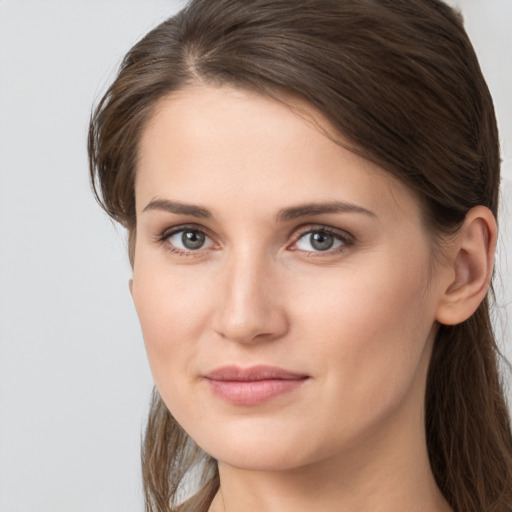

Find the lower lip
[[205, 378, 307, 406]]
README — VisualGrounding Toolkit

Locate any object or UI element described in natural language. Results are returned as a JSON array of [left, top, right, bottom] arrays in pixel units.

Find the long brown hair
[[88, 1, 512, 510]]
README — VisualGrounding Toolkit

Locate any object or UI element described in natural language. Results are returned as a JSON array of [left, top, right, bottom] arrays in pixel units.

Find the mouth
[[203, 365, 310, 406]]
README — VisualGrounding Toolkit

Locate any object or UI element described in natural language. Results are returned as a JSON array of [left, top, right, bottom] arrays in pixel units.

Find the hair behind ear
[[426, 303, 512, 510]]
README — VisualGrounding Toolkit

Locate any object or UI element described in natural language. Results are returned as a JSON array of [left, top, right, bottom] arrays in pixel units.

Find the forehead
[[136, 85, 422, 223]]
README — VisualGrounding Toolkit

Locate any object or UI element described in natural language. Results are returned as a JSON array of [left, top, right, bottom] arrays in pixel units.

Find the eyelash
[[157, 224, 354, 257], [157, 224, 214, 257], [290, 226, 354, 257]]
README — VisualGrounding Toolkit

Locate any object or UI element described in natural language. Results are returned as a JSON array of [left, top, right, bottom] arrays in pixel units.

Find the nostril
[[213, 304, 288, 344]]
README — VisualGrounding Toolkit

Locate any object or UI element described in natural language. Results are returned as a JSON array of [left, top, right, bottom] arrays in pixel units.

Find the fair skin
[[131, 85, 496, 512]]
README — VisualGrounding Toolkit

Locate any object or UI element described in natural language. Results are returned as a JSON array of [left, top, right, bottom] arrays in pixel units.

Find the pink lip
[[203, 365, 309, 406]]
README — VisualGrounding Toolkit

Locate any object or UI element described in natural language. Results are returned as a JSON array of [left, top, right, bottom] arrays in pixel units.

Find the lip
[[203, 365, 309, 406]]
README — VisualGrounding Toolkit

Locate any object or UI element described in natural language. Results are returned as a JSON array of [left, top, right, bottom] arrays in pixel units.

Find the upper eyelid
[[159, 223, 352, 237], [291, 224, 354, 242], [160, 223, 212, 238]]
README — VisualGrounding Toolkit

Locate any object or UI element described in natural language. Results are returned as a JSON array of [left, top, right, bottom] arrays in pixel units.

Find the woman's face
[[132, 85, 448, 471]]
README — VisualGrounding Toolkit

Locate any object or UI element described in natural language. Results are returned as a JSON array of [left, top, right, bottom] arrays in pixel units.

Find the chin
[[211, 443, 313, 472], [188, 418, 336, 473]]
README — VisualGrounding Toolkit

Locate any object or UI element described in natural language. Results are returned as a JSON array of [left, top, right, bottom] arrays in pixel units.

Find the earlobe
[[435, 206, 497, 326]]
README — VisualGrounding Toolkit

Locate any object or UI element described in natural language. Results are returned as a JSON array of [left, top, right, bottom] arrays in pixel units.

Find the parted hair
[[88, 1, 512, 511]]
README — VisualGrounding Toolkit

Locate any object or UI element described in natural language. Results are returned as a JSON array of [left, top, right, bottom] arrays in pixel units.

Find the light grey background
[[0, 1, 510, 511]]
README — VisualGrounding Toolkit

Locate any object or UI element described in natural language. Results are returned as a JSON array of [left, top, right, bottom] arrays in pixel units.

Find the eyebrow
[[142, 198, 376, 221], [276, 201, 376, 222], [142, 198, 212, 219]]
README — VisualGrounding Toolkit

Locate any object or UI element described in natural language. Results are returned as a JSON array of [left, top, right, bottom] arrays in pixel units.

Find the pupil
[[311, 232, 334, 251], [182, 231, 205, 249]]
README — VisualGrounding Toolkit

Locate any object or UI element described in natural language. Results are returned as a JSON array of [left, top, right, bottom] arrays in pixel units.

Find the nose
[[212, 252, 289, 344]]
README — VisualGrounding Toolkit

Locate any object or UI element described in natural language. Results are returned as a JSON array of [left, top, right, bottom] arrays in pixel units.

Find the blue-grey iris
[[182, 231, 205, 249], [310, 232, 334, 251]]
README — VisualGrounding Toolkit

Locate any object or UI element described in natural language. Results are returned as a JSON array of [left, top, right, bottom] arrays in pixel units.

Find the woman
[[88, 0, 512, 511]]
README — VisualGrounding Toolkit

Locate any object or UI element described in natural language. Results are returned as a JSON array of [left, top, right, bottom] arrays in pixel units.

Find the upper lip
[[204, 365, 309, 382]]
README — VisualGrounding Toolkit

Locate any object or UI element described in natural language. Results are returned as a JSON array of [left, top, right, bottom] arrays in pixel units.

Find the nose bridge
[[214, 246, 286, 343]]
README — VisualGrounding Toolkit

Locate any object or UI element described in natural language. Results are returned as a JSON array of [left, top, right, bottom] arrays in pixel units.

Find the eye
[[293, 228, 350, 253], [163, 227, 214, 253]]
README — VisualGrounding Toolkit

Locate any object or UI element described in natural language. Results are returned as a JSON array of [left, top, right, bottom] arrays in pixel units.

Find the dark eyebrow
[[276, 201, 376, 222], [142, 199, 212, 219], [142, 198, 375, 222]]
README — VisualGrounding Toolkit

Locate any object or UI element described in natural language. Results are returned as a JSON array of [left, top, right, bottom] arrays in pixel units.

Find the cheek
[[131, 256, 215, 388], [290, 251, 436, 415], [292, 250, 432, 341]]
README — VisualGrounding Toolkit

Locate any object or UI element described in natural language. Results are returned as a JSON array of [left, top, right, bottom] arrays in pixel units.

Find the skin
[[131, 85, 495, 512]]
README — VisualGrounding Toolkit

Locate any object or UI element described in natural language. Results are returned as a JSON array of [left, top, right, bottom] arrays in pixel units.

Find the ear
[[129, 278, 134, 297], [435, 206, 497, 326]]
